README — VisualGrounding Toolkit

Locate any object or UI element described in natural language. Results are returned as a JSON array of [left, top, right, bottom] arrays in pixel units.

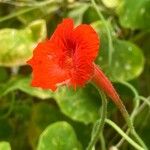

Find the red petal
[[73, 24, 99, 61], [70, 24, 99, 86], [27, 41, 69, 91], [50, 18, 74, 50]]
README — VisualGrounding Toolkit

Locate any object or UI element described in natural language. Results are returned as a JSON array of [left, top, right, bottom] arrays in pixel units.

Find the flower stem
[[92, 65, 147, 149], [119, 80, 140, 120], [106, 119, 144, 150], [86, 90, 107, 150]]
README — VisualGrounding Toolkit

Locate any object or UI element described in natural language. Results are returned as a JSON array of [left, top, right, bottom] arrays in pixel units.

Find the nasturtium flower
[[27, 18, 99, 90], [27, 18, 121, 104]]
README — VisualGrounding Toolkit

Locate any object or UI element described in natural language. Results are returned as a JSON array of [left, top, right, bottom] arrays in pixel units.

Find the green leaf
[[54, 85, 100, 124], [17, 77, 53, 99], [0, 20, 46, 67], [100, 39, 144, 81], [37, 121, 82, 150], [0, 76, 53, 99], [0, 142, 11, 150], [117, 0, 150, 29], [92, 21, 144, 81]]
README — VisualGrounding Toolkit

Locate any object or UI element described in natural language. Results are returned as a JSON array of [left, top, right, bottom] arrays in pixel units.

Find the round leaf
[[92, 21, 144, 81], [0, 76, 53, 99], [100, 39, 144, 81], [54, 85, 100, 124], [37, 121, 82, 150], [117, 0, 150, 29]]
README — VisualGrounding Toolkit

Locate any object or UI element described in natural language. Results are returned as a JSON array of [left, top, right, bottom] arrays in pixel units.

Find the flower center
[[59, 38, 76, 70], [65, 39, 76, 57]]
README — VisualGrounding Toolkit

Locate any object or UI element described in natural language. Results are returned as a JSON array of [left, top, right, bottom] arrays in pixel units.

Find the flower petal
[[27, 41, 70, 91], [70, 24, 99, 87], [50, 18, 74, 51], [73, 24, 99, 61]]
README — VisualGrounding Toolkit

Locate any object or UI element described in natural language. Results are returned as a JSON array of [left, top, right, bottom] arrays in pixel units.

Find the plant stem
[[106, 119, 144, 150], [139, 96, 150, 107], [115, 81, 148, 149], [116, 98, 148, 150], [115, 82, 137, 147], [86, 90, 107, 150], [132, 130, 148, 150], [119, 80, 140, 120], [91, 0, 113, 66], [116, 96, 150, 148], [100, 133, 106, 150]]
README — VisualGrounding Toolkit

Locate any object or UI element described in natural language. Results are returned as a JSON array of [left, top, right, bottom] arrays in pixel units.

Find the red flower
[[27, 18, 99, 91], [27, 18, 121, 105]]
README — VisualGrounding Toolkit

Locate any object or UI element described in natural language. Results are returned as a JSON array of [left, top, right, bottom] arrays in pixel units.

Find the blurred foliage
[[0, 0, 149, 150], [0, 20, 46, 66]]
